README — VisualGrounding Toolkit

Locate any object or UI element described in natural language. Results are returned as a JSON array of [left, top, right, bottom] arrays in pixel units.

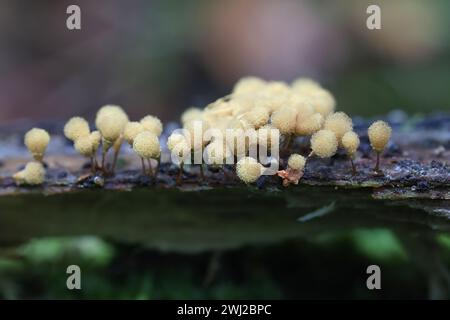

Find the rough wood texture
[[0, 114, 448, 200], [0, 114, 449, 254]]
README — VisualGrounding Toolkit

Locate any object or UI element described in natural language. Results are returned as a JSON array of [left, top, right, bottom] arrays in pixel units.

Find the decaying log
[[0, 114, 448, 199], [0, 114, 448, 218]]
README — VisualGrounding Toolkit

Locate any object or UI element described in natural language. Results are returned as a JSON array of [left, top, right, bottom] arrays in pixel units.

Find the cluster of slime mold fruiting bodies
[[172, 76, 391, 185], [9, 76, 391, 188]]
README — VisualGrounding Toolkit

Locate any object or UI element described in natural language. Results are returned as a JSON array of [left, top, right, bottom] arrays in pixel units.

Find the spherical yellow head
[[133, 131, 161, 159], [124, 122, 146, 145], [296, 113, 324, 136], [324, 112, 353, 143], [342, 131, 360, 157], [288, 154, 306, 171], [140, 115, 163, 137], [236, 157, 262, 184], [24, 128, 50, 161], [271, 107, 297, 135], [64, 117, 90, 142], [311, 129, 338, 158], [368, 120, 392, 153]]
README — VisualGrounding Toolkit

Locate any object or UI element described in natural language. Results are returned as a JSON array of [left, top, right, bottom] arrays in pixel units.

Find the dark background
[[0, 0, 449, 125]]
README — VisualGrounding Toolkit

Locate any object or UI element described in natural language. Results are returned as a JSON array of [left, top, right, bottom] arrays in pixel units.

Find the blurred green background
[[1, 232, 449, 299]]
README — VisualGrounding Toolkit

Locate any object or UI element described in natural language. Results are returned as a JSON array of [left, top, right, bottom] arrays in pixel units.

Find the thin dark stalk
[[111, 145, 121, 175], [147, 159, 153, 176], [94, 156, 99, 171], [350, 158, 356, 175], [374, 152, 380, 172], [222, 166, 229, 180], [101, 150, 107, 172], [285, 134, 294, 151], [154, 155, 161, 179], [177, 162, 184, 186], [199, 164, 205, 181], [90, 157, 96, 174], [141, 158, 146, 175]]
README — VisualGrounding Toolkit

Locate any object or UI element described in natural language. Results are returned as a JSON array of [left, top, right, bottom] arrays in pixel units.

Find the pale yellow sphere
[[287, 95, 315, 118], [207, 99, 243, 118], [208, 117, 232, 132], [13, 162, 46, 186], [90, 131, 101, 152], [97, 114, 125, 143], [24, 128, 50, 161], [263, 81, 291, 97], [271, 107, 297, 135], [133, 131, 161, 159], [291, 78, 322, 93], [236, 157, 262, 184], [203, 104, 230, 128], [124, 122, 146, 145], [243, 107, 270, 129], [64, 117, 90, 142], [167, 132, 188, 151], [181, 107, 203, 125], [296, 113, 324, 136], [288, 154, 306, 171], [231, 94, 256, 112], [324, 112, 353, 142], [368, 120, 392, 153], [311, 129, 338, 158], [232, 76, 267, 96], [342, 131, 360, 156], [140, 115, 163, 137], [95, 105, 129, 130], [254, 94, 289, 114], [230, 100, 251, 117], [74, 135, 95, 157], [307, 89, 336, 116]]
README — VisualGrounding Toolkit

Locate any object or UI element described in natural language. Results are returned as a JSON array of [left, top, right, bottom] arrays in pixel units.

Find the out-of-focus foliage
[[18, 237, 114, 266], [0, 230, 448, 299], [351, 229, 408, 261]]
